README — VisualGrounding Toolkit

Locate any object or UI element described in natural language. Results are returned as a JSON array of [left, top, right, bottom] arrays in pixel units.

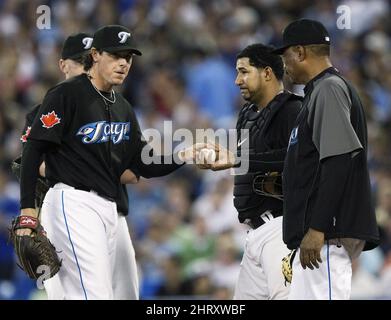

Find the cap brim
[[104, 46, 142, 56], [272, 46, 290, 55]]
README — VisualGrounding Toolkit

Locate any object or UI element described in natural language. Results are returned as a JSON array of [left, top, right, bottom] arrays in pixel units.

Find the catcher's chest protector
[[234, 93, 293, 213], [236, 93, 295, 154]]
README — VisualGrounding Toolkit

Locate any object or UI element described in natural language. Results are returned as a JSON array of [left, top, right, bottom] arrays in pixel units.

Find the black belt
[[75, 185, 116, 203], [49, 180, 116, 203], [244, 210, 282, 229]]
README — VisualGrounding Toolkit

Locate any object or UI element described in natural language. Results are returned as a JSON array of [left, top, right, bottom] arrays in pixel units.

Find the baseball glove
[[11, 157, 49, 209], [282, 249, 296, 285], [253, 171, 283, 200], [9, 215, 61, 280]]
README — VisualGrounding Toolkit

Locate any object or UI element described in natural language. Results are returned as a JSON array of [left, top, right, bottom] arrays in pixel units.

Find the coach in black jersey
[[16, 25, 200, 300], [199, 44, 302, 299], [274, 19, 379, 299]]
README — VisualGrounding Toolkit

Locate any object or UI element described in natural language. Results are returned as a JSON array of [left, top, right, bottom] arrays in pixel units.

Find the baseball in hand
[[198, 148, 216, 164]]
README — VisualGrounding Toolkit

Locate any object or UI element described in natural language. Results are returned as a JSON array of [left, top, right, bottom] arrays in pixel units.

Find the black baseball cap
[[61, 33, 93, 60], [273, 19, 330, 55], [92, 25, 142, 56]]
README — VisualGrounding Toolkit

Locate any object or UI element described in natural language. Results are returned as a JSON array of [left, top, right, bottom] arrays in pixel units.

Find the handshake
[[178, 142, 235, 171]]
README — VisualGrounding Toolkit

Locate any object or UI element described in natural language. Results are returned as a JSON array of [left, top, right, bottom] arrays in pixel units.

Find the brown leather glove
[[9, 216, 61, 279]]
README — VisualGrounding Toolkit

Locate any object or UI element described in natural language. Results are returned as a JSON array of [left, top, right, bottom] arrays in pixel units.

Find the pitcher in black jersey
[[15, 32, 143, 299], [199, 44, 302, 299], [17, 25, 201, 300]]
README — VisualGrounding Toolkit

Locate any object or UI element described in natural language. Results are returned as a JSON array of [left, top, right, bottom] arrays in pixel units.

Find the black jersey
[[27, 73, 139, 202], [22, 74, 143, 209], [283, 67, 379, 250], [21, 104, 41, 145], [233, 91, 302, 223], [20, 101, 131, 215]]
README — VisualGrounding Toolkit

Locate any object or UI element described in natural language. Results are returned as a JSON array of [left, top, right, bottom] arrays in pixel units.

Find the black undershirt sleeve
[[20, 139, 56, 209], [128, 114, 185, 179], [234, 148, 287, 173], [309, 152, 352, 232], [130, 142, 184, 179]]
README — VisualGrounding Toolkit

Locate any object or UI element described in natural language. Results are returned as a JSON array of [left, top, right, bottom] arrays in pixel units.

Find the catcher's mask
[[252, 171, 283, 201]]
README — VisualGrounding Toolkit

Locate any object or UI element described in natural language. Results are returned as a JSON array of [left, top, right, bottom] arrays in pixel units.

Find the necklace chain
[[89, 78, 116, 105]]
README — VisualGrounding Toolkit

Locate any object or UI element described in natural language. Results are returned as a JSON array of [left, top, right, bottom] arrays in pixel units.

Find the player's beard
[[244, 89, 262, 105], [240, 90, 250, 101], [240, 87, 257, 103], [285, 67, 304, 85], [285, 71, 298, 84]]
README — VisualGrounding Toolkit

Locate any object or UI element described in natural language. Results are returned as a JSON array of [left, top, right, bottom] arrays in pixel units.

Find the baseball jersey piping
[[61, 191, 88, 300], [326, 242, 331, 300]]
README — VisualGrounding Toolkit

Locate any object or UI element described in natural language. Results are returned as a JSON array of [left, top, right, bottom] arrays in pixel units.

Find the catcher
[[197, 44, 302, 299]]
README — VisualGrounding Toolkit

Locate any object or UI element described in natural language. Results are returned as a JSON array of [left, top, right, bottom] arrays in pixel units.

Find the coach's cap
[[273, 19, 330, 55], [61, 33, 93, 60], [92, 25, 142, 56]]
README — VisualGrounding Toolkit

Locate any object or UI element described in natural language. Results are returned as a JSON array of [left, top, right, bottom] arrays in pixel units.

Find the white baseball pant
[[234, 215, 290, 300], [288, 243, 352, 300], [40, 183, 139, 300]]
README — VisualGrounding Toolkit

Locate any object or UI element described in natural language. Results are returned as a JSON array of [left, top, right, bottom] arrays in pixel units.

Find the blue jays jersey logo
[[77, 121, 130, 144], [288, 126, 299, 148]]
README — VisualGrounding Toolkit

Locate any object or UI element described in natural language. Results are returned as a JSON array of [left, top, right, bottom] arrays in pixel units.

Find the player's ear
[[58, 59, 66, 74], [295, 46, 306, 62], [263, 66, 273, 81], [91, 48, 100, 63]]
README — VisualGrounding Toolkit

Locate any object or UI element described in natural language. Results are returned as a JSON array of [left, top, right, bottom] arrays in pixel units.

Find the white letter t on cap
[[118, 31, 131, 43], [82, 37, 93, 49]]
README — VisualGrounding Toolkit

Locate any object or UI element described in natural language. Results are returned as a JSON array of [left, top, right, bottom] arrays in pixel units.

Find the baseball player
[[199, 44, 302, 299], [20, 33, 93, 179], [16, 32, 140, 299], [17, 33, 92, 300], [20, 33, 138, 185], [273, 19, 379, 299], [17, 25, 201, 300]]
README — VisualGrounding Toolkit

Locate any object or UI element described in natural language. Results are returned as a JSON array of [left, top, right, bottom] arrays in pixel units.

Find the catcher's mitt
[[9, 215, 61, 280], [253, 171, 283, 200], [282, 249, 296, 286], [11, 157, 49, 209]]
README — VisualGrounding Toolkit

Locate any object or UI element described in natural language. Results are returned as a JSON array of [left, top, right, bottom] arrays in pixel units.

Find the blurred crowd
[[0, 0, 390, 300]]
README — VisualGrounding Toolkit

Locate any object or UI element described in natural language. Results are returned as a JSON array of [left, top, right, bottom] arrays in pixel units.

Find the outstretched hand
[[178, 142, 218, 163], [196, 141, 235, 171]]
